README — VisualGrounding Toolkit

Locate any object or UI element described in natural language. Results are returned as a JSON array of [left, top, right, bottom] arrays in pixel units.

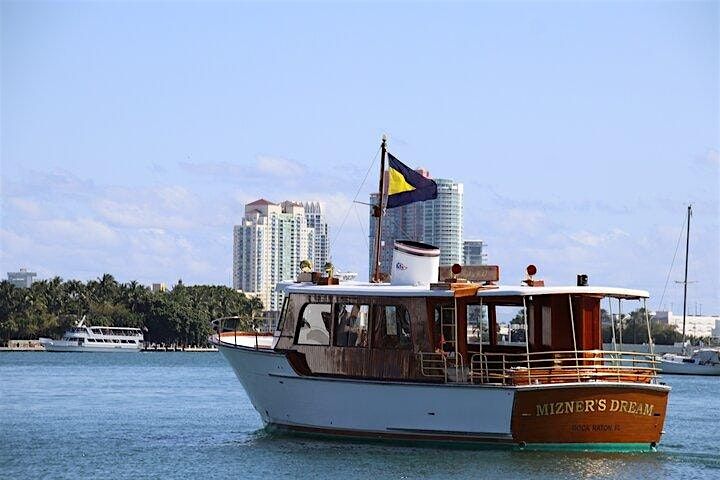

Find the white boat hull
[[39, 338, 142, 352], [660, 358, 720, 375], [219, 343, 514, 441], [217, 342, 669, 447]]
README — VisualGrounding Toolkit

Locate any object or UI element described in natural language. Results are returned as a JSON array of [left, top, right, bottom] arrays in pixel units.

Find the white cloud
[[570, 228, 629, 247], [37, 218, 120, 246], [256, 156, 305, 178], [7, 198, 43, 217], [179, 155, 306, 183]]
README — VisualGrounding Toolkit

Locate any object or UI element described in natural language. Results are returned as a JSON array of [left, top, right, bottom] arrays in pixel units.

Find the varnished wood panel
[[577, 296, 601, 350], [511, 386, 668, 444]]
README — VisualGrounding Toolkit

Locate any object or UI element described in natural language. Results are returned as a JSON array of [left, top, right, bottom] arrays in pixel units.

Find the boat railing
[[211, 316, 273, 350], [418, 352, 468, 383], [468, 350, 660, 385]]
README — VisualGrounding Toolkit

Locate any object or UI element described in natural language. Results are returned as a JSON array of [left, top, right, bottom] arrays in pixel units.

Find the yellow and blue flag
[[386, 153, 437, 208]]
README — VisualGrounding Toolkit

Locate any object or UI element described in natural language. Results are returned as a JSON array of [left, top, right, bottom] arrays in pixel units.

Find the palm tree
[[95, 273, 120, 303], [63, 279, 88, 319], [121, 280, 149, 315]]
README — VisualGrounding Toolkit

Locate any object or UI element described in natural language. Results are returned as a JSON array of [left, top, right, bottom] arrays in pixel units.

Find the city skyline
[[1, 2, 718, 314], [233, 199, 329, 311]]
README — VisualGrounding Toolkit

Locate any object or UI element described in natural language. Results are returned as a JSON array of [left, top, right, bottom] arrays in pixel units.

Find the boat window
[[295, 303, 331, 345], [334, 303, 369, 347], [495, 306, 527, 346], [468, 304, 489, 344], [376, 305, 412, 349], [276, 296, 290, 333]]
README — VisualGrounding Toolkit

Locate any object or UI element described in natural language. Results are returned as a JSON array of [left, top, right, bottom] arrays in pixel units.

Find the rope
[[353, 203, 369, 250], [329, 146, 381, 253], [656, 211, 688, 311]]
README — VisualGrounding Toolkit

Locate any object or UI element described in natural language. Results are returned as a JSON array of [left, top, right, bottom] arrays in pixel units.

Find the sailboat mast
[[371, 135, 387, 283], [681, 204, 691, 345]]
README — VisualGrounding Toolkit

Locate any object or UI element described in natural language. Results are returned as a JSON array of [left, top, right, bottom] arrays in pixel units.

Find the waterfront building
[[368, 170, 463, 278], [463, 240, 486, 266], [233, 199, 329, 311], [7, 268, 37, 289], [304, 202, 329, 270], [654, 311, 720, 340]]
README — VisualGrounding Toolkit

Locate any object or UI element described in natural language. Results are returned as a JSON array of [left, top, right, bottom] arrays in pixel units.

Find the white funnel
[[390, 240, 440, 286]]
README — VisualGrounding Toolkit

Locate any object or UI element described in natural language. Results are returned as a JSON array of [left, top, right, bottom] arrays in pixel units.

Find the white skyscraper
[[233, 199, 329, 311], [463, 240, 486, 265], [304, 202, 329, 271], [368, 171, 463, 278]]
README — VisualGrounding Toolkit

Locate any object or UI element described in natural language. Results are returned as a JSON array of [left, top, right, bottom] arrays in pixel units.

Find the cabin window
[[495, 306, 527, 346], [467, 304, 489, 344], [376, 305, 411, 349], [295, 303, 331, 345], [276, 296, 290, 333], [334, 303, 369, 347]]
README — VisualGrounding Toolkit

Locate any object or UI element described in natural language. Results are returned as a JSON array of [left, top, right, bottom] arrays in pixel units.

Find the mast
[[371, 135, 387, 283], [681, 204, 692, 348]]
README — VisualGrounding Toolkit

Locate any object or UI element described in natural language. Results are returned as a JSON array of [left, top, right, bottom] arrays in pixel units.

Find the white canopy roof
[[278, 281, 649, 300]]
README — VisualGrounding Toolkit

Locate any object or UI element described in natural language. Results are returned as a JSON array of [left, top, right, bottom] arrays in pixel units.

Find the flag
[[386, 153, 438, 208]]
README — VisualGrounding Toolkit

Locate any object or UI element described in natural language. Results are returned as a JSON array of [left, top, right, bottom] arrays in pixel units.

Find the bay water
[[1, 352, 717, 479]]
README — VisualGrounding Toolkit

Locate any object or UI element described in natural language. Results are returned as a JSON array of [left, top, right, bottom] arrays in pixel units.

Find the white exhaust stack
[[391, 240, 440, 286]]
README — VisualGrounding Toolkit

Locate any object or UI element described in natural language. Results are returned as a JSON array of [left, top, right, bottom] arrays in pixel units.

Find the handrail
[[417, 349, 661, 386], [418, 352, 467, 383], [212, 316, 274, 350]]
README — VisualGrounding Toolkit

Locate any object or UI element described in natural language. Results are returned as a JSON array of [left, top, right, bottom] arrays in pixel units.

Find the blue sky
[[1, 1, 718, 313]]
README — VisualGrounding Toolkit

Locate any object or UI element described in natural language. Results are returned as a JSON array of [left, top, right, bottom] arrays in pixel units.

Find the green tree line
[[0, 274, 263, 346]]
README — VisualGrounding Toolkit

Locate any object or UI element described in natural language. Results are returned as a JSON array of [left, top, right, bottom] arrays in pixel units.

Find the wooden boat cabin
[[227, 270, 658, 386]]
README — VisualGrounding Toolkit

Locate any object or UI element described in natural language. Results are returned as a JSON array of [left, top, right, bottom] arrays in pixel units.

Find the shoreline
[[0, 346, 218, 352]]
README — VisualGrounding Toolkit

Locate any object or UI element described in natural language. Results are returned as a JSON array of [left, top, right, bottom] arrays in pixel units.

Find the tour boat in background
[[212, 137, 669, 450], [39, 316, 143, 352]]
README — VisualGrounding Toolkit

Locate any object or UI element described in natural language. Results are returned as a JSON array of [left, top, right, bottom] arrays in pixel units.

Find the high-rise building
[[304, 202, 329, 271], [368, 171, 463, 278], [463, 240, 486, 266], [7, 268, 37, 289], [233, 199, 329, 311]]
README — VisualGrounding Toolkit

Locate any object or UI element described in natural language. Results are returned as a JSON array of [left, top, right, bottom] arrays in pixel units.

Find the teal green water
[[1, 352, 717, 479]]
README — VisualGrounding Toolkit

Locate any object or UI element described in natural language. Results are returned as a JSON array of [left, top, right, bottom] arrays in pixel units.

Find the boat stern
[[511, 383, 669, 448]]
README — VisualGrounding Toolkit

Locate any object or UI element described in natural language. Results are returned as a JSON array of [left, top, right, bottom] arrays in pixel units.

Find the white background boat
[[661, 349, 720, 375], [658, 205, 719, 375], [39, 317, 143, 352]]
